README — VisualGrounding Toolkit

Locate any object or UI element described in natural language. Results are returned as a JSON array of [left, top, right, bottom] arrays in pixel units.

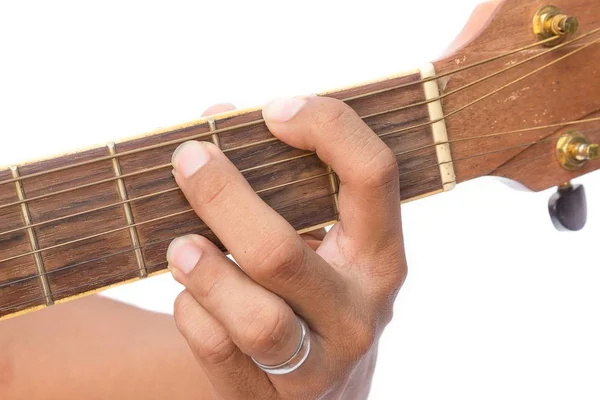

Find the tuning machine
[[548, 131, 598, 231], [556, 131, 600, 171], [533, 5, 579, 46]]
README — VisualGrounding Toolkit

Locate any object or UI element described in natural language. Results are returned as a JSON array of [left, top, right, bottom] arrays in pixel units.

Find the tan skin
[[0, 5, 498, 398]]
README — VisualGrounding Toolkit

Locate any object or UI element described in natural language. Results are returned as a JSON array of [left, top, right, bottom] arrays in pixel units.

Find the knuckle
[[314, 99, 364, 140], [360, 145, 399, 189], [173, 292, 195, 328], [371, 250, 408, 299], [242, 304, 291, 356], [252, 234, 306, 285], [355, 320, 378, 354], [173, 293, 238, 366], [380, 304, 396, 327], [317, 98, 356, 128], [388, 259, 408, 291], [194, 329, 238, 366], [350, 320, 378, 358], [336, 311, 378, 363]]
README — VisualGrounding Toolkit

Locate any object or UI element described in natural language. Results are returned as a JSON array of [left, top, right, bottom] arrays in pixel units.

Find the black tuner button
[[548, 183, 587, 231]]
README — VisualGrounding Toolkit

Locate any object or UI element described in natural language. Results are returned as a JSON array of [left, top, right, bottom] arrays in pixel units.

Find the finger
[[202, 103, 236, 116], [167, 234, 302, 367], [171, 140, 348, 333], [262, 96, 402, 254], [173, 290, 276, 399]]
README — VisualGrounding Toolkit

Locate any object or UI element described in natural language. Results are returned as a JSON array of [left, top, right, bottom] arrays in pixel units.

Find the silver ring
[[251, 316, 311, 375]]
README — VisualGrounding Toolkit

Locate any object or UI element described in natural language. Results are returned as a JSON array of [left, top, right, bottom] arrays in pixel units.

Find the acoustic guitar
[[0, 0, 598, 321]]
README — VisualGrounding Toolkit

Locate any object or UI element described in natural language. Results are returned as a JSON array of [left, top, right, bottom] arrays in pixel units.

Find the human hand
[[167, 96, 407, 399]]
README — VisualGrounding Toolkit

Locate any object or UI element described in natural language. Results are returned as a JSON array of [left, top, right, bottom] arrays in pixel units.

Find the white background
[[1, 1, 599, 399]]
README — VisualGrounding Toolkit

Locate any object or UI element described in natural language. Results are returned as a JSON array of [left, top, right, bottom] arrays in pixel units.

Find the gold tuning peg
[[556, 131, 599, 171], [533, 6, 579, 46]]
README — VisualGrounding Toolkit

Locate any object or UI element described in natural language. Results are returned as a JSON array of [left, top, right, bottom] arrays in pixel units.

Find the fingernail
[[262, 97, 308, 123], [167, 236, 203, 274], [172, 141, 210, 178]]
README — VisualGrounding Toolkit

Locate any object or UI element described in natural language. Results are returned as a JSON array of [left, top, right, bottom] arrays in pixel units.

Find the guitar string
[[1, 113, 598, 240], [379, 36, 599, 140], [395, 116, 600, 158], [1, 30, 597, 213], [0, 129, 579, 268], [0, 31, 587, 188], [398, 137, 556, 178], [0, 144, 560, 311], [361, 27, 600, 119], [339, 33, 565, 102]]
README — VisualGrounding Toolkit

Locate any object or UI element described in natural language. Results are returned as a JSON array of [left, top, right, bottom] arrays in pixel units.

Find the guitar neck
[[2, 0, 599, 321], [0, 64, 455, 320]]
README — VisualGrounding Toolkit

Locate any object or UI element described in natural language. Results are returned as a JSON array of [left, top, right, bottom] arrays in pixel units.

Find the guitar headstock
[[432, 0, 599, 229], [433, 0, 599, 189]]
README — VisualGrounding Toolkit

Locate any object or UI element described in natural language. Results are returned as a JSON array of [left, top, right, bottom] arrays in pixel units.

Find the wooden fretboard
[[0, 67, 450, 319]]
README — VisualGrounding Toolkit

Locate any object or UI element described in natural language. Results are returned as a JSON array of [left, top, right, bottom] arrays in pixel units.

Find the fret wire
[[9, 166, 54, 306], [0, 32, 582, 188], [0, 114, 598, 241], [108, 142, 148, 278], [0, 170, 338, 265], [2, 30, 596, 214], [208, 118, 221, 148]]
